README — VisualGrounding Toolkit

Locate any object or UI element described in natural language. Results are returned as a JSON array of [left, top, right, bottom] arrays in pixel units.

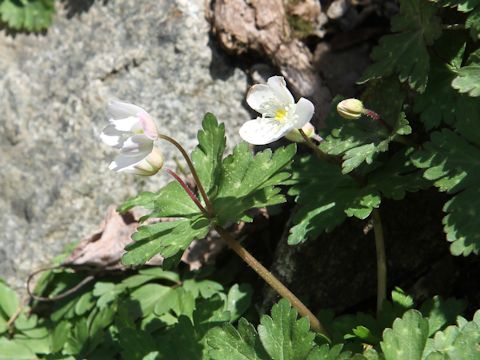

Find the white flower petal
[[138, 112, 158, 139], [246, 84, 276, 114], [239, 118, 292, 145], [100, 124, 124, 148], [120, 135, 153, 155], [293, 97, 314, 128], [108, 149, 151, 172], [108, 101, 146, 120], [267, 76, 294, 105], [110, 117, 142, 132]]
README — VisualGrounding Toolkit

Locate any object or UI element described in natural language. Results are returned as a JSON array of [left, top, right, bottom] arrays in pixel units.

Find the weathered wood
[[211, 0, 331, 120]]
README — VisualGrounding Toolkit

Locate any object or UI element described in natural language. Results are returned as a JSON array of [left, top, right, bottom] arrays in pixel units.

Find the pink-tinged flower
[[239, 76, 315, 145], [101, 101, 163, 176]]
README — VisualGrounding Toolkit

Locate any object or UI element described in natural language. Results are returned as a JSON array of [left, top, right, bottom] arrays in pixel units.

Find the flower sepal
[[285, 123, 316, 143]]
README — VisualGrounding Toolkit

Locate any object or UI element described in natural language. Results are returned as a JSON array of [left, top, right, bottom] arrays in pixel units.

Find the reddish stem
[[364, 109, 392, 132], [165, 168, 208, 216]]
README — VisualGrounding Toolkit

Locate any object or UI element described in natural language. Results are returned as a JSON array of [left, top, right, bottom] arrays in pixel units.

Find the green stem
[[215, 226, 329, 337], [300, 128, 388, 315], [299, 129, 334, 163], [372, 209, 387, 316], [158, 134, 214, 218]]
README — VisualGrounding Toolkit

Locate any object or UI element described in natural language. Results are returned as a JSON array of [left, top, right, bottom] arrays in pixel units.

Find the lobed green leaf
[[412, 129, 480, 255], [358, 0, 442, 91]]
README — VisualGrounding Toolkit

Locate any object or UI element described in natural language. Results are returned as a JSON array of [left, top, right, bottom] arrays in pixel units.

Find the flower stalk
[[372, 209, 387, 315], [300, 125, 388, 316], [215, 226, 329, 337], [299, 129, 330, 162], [158, 133, 214, 218]]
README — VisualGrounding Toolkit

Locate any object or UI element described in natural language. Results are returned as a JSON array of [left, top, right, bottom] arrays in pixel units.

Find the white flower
[[239, 76, 315, 145], [101, 101, 164, 175]]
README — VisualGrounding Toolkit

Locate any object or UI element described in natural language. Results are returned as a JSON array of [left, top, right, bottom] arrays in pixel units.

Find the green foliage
[[1, 275, 478, 360], [207, 299, 319, 360], [381, 310, 430, 359], [0, 0, 55, 32], [319, 288, 466, 352], [191, 113, 227, 199], [122, 217, 210, 267], [381, 309, 480, 359], [120, 114, 296, 265], [0, 267, 253, 359], [452, 49, 480, 96], [358, 0, 442, 91], [438, 0, 480, 39], [320, 83, 410, 175], [288, 86, 425, 243], [213, 142, 295, 225], [412, 129, 480, 255], [208, 296, 479, 360], [287, 156, 381, 244]]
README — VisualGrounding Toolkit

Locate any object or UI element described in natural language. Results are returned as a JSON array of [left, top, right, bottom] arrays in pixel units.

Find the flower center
[[275, 109, 287, 123]]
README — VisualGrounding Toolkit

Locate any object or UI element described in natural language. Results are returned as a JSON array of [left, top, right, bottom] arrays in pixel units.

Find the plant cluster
[[1, 0, 480, 358]]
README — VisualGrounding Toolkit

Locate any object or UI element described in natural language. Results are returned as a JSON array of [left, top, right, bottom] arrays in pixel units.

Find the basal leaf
[[207, 319, 269, 360], [358, 0, 442, 91], [420, 296, 466, 336], [122, 217, 210, 266], [412, 129, 480, 255], [306, 344, 364, 360], [117, 327, 158, 360], [380, 310, 429, 360], [0, 281, 19, 319], [288, 156, 380, 244], [225, 284, 253, 321], [0, 338, 37, 360], [424, 310, 480, 359], [191, 113, 226, 198], [258, 299, 316, 360], [130, 284, 174, 317]]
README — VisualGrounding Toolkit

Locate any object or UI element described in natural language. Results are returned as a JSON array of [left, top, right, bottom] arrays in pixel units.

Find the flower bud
[[132, 147, 164, 176], [285, 122, 316, 143], [337, 98, 364, 120]]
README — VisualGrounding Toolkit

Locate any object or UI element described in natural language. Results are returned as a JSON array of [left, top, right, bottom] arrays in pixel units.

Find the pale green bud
[[337, 98, 364, 120], [285, 122, 316, 143], [132, 147, 164, 176]]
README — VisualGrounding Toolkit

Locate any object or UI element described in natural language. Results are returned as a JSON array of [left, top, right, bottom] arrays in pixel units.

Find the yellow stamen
[[275, 109, 287, 123]]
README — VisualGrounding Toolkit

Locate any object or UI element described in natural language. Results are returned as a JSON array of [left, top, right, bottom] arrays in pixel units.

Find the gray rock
[[0, 0, 250, 291]]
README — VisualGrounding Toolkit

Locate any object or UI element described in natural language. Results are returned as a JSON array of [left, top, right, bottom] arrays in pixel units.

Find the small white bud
[[337, 98, 364, 120]]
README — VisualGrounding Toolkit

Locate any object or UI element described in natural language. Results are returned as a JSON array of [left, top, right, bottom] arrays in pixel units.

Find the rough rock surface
[[0, 0, 250, 291]]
